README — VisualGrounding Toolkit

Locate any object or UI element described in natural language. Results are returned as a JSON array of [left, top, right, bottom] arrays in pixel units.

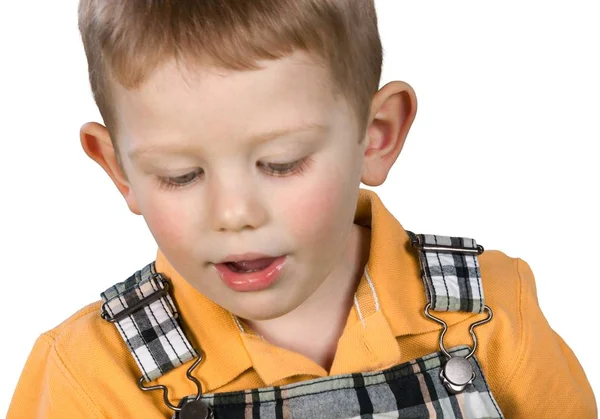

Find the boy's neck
[[243, 223, 371, 372]]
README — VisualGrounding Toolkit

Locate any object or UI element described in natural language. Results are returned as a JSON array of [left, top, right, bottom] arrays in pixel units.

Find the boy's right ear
[[79, 122, 141, 215]]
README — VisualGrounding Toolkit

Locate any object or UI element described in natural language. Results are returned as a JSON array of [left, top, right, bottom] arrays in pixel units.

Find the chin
[[236, 304, 293, 322], [226, 293, 301, 322]]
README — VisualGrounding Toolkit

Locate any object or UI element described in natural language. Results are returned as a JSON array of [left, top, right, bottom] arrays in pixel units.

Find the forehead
[[111, 51, 342, 154]]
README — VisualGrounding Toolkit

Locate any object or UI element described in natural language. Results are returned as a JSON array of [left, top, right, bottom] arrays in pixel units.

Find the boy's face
[[108, 51, 371, 321]]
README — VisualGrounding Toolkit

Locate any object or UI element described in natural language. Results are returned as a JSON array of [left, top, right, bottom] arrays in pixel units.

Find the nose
[[208, 173, 268, 233]]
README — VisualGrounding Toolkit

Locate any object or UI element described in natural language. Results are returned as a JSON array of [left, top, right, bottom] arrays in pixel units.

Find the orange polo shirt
[[8, 189, 596, 418]]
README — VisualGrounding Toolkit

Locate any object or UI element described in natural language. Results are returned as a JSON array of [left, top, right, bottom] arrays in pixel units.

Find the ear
[[361, 81, 417, 186], [79, 122, 142, 215]]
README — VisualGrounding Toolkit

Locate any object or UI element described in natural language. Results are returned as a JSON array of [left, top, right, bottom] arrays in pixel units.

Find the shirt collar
[[352, 188, 477, 338], [155, 188, 477, 389]]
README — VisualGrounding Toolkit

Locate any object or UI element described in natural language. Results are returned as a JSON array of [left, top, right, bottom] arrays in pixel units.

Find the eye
[[157, 169, 202, 190], [259, 158, 311, 177]]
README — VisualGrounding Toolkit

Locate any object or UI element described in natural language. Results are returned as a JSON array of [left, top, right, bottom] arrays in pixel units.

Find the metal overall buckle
[[410, 234, 484, 256], [100, 278, 171, 323], [424, 303, 493, 394], [138, 352, 213, 419]]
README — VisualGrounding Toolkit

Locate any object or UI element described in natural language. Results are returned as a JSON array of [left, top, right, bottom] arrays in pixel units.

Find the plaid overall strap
[[100, 262, 198, 381], [407, 231, 485, 313]]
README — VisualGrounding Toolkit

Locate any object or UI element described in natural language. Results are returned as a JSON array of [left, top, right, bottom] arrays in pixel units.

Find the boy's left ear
[[361, 81, 417, 186]]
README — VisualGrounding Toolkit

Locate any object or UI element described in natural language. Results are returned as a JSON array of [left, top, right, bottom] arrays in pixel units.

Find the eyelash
[[156, 157, 312, 191]]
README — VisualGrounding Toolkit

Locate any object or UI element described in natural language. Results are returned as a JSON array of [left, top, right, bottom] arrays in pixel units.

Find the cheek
[[277, 146, 361, 248], [281, 173, 350, 247], [138, 193, 193, 253]]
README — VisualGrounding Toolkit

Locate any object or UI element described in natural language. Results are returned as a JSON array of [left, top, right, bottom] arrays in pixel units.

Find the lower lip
[[213, 256, 287, 292]]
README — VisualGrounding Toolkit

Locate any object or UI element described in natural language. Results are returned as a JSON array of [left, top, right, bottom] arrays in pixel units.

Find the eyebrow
[[128, 122, 328, 161]]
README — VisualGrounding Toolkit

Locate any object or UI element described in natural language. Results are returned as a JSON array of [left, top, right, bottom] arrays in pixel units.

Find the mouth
[[213, 255, 288, 292], [214, 252, 282, 270], [221, 257, 280, 273]]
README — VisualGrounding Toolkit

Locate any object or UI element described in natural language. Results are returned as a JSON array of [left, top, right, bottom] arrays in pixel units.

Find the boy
[[8, 0, 596, 417]]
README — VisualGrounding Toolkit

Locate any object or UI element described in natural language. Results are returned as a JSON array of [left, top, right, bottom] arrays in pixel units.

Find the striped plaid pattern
[[174, 346, 503, 419], [408, 232, 484, 313], [100, 263, 198, 381]]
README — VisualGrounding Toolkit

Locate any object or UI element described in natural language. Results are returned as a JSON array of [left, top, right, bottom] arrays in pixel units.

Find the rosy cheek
[[140, 194, 190, 251], [283, 179, 342, 244]]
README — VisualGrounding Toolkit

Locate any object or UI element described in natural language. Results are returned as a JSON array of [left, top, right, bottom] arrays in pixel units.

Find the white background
[[1, 1, 598, 415]]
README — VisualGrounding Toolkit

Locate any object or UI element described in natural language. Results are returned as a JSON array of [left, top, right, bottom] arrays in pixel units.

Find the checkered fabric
[[408, 232, 484, 313], [100, 262, 198, 381], [174, 345, 503, 419]]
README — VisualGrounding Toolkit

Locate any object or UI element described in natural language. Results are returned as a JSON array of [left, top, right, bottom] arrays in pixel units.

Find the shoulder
[[9, 301, 121, 417], [474, 252, 597, 416], [44, 300, 103, 342], [36, 298, 134, 386], [478, 249, 532, 310], [41, 300, 119, 358], [474, 249, 541, 347]]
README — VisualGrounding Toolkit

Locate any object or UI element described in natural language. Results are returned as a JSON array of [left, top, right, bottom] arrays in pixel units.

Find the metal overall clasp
[[424, 303, 493, 394], [138, 351, 213, 419]]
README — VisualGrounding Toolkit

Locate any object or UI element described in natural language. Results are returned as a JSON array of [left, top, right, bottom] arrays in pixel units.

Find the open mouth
[[224, 258, 277, 273], [214, 256, 288, 292]]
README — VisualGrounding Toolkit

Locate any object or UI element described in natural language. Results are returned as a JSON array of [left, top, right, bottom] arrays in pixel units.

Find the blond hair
[[78, 0, 383, 157]]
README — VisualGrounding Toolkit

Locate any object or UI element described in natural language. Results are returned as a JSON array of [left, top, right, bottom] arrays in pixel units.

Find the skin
[[80, 51, 417, 370]]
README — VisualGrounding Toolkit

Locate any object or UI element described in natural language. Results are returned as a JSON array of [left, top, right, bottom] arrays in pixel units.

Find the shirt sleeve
[[499, 258, 597, 417], [7, 334, 103, 419]]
